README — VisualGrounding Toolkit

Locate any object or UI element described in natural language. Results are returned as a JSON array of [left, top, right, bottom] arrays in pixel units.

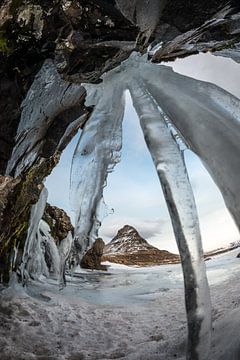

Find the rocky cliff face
[[102, 225, 180, 266], [43, 203, 74, 246]]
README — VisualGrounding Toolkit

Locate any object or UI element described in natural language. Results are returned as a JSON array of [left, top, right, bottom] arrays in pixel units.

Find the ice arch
[[70, 53, 240, 360]]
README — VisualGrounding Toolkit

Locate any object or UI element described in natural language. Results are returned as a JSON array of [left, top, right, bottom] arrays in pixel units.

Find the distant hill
[[102, 225, 180, 266]]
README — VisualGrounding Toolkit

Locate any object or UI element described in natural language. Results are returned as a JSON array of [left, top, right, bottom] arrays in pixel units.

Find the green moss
[[0, 32, 11, 55], [0, 153, 61, 283]]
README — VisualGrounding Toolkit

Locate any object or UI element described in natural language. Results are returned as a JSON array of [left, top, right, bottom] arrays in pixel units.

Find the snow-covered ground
[[1, 249, 240, 359]]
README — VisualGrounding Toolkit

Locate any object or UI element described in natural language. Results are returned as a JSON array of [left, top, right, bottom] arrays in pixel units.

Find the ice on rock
[[39, 220, 60, 277], [20, 189, 62, 283], [58, 231, 73, 288], [6, 60, 85, 177], [70, 71, 125, 260], [20, 187, 49, 283]]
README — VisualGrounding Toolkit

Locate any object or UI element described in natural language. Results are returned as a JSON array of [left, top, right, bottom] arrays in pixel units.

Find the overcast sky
[[45, 53, 240, 253]]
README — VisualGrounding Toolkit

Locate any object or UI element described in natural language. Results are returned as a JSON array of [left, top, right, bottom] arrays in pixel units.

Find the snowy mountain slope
[[102, 225, 180, 266]]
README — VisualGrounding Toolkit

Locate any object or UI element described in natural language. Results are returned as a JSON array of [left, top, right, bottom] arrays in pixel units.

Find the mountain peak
[[114, 225, 147, 242], [106, 225, 149, 253], [103, 225, 180, 266]]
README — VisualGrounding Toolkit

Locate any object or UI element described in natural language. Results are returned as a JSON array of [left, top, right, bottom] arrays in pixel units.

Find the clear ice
[[20, 187, 49, 283], [129, 76, 211, 359], [58, 231, 73, 288], [139, 59, 240, 232], [70, 71, 125, 261], [20, 188, 61, 283], [39, 219, 60, 278]]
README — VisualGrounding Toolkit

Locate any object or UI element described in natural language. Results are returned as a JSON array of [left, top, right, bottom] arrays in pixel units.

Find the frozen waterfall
[[20, 188, 61, 283], [70, 71, 125, 261], [20, 187, 49, 284]]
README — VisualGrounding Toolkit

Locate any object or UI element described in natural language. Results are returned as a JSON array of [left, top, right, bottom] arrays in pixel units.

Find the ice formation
[[6, 60, 85, 177], [7, 51, 239, 359], [58, 231, 73, 288], [70, 71, 125, 262], [20, 187, 49, 283], [39, 220, 60, 278], [139, 59, 240, 232], [129, 79, 211, 358], [71, 52, 240, 359], [20, 188, 61, 284]]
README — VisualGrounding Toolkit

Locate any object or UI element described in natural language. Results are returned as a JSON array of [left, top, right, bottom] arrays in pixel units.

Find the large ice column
[[70, 73, 125, 260], [140, 61, 240, 232], [129, 78, 211, 359], [20, 187, 48, 284]]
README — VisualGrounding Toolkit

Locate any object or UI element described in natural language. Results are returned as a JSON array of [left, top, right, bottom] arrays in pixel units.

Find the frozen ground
[[1, 249, 240, 359]]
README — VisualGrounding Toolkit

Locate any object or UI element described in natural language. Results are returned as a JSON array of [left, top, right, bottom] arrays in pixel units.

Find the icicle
[[58, 231, 73, 289], [39, 220, 60, 277], [70, 73, 125, 261], [138, 59, 240, 233], [129, 77, 211, 360], [20, 187, 48, 284]]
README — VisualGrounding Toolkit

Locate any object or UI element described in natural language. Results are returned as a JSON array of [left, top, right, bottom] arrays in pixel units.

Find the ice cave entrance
[[45, 52, 240, 254]]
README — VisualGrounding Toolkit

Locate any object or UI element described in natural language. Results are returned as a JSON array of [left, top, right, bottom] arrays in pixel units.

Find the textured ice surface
[[129, 77, 211, 358], [70, 71, 125, 259], [20, 190, 61, 283], [21, 187, 49, 283], [1, 250, 240, 360], [69, 249, 240, 306], [6, 60, 85, 177], [58, 231, 73, 288], [39, 220, 60, 277], [139, 57, 240, 232]]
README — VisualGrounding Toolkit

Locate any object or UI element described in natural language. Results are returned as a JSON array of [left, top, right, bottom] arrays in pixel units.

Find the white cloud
[[169, 52, 240, 98], [99, 215, 166, 244]]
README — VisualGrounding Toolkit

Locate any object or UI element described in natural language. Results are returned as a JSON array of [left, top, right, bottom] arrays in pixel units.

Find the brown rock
[[43, 203, 74, 245], [81, 238, 107, 271], [0, 155, 59, 283]]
